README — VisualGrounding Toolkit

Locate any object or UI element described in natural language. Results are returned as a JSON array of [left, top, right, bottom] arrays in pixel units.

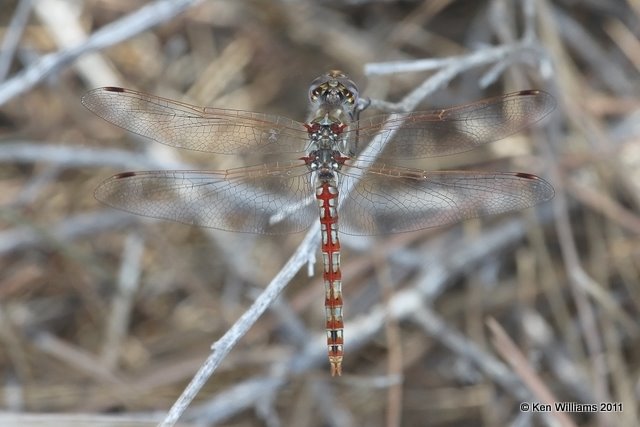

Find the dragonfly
[[83, 70, 555, 376]]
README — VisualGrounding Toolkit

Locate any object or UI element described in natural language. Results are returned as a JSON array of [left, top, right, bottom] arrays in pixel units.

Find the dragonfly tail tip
[[330, 359, 343, 376]]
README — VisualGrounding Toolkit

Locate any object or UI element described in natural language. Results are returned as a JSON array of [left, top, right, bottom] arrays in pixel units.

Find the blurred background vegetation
[[0, 0, 639, 426]]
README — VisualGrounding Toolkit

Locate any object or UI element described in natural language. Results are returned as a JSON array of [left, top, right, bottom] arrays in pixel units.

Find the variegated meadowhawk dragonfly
[[83, 70, 554, 376]]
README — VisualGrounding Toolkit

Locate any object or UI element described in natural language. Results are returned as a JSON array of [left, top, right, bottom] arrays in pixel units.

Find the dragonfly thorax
[[307, 119, 342, 147], [304, 149, 346, 181]]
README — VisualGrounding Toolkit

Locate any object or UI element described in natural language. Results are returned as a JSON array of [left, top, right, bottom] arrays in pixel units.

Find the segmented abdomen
[[315, 181, 344, 376]]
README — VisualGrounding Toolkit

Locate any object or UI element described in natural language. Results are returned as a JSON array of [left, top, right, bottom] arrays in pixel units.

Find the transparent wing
[[338, 166, 554, 235], [94, 161, 317, 234], [345, 90, 555, 159], [82, 87, 310, 155]]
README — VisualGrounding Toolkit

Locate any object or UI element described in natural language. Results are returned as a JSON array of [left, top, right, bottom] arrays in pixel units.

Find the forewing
[[82, 87, 310, 155], [338, 166, 554, 235], [345, 90, 555, 159], [95, 162, 316, 234]]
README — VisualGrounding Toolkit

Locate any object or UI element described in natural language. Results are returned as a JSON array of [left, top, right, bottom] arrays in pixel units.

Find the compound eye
[[342, 90, 353, 103]]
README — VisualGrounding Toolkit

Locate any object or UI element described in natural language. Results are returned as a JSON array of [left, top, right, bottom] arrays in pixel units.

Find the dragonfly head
[[308, 70, 359, 116]]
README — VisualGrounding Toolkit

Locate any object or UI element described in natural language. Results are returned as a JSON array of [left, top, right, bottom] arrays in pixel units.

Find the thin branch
[[487, 317, 578, 427], [0, 0, 201, 106], [413, 308, 528, 399], [0, 142, 187, 170], [159, 226, 320, 427], [0, 211, 138, 256], [366, 41, 550, 112], [0, 0, 33, 82], [100, 233, 145, 369]]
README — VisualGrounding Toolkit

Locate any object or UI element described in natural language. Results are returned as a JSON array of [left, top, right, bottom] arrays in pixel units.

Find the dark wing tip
[[518, 89, 557, 115], [81, 86, 125, 108], [94, 171, 137, 203], [113, 171, 138, 179], [514, 172, 538, 179], [514, 172, 556, 202], [517, 89, 541, 96]]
